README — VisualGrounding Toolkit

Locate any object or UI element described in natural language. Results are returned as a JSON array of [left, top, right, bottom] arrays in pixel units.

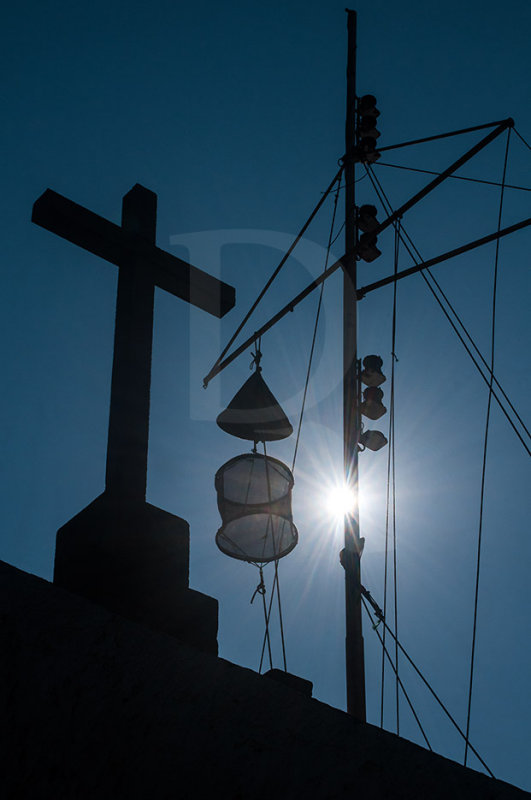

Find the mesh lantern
[[215, 451, 298, 564]]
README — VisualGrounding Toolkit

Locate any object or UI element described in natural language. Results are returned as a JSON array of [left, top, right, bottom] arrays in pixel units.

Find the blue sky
[[1, 0, 530, 790]]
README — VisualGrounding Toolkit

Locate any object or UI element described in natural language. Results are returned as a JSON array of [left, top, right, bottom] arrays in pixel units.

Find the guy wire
[[464, 127, 511, 767]]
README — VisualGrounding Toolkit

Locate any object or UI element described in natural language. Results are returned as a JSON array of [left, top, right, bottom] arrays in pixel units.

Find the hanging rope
[[361, 584, 495, 778], [258, 563, 286, 674], [251, 565, 273, 672], [391, 221, 400, 734], [365, 164, 530, 448], [362, 141, 510, 778], [274, 559, 288, 670], [374, 161, 530, 192], [256, 183, 342, 673], [250, 336, 262, 372], [381, 221, 400, 732], [256, 441, 289, 673], [363, 595, 432, 751], [364, 165, 530, 457], [291, 176, 342, 473], [203, 167, 344, 387], [265, 441, 288, 671], [464, 128, 511, 767], [381, 414, 391, 729], [514, 128, 531, 151]]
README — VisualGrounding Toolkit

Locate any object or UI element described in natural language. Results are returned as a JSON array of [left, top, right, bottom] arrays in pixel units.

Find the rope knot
[[250, 569, 266, 604], [250, 336, 262, 372]]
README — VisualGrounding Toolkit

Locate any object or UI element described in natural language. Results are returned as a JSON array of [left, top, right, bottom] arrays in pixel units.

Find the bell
[[360, 355, 386, 387], [217, 370, 293, 442], [215, 453, 298, 564], [360, 386, 387, 420]]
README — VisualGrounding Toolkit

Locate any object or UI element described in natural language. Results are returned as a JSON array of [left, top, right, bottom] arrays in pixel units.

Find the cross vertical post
[[32, 182, 236, 653], [342, 8, 366, 721], [106, 185, 157, 502]]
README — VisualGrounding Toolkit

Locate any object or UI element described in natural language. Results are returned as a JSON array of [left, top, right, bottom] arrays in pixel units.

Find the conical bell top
[[216, 369, 293, 442]]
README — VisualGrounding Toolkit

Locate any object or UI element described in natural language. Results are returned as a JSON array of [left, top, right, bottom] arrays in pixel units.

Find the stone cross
[[32, 184, 235, 503]]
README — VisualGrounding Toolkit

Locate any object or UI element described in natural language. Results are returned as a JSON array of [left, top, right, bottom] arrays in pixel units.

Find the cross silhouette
[[32, 183, 235, 502]]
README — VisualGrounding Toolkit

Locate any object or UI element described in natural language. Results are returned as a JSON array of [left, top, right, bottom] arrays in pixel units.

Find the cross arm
[[151, 247, 235, 320], [32, 189, 235, 318]]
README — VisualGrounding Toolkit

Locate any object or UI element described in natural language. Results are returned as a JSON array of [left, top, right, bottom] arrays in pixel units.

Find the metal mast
[[342, 8, 366, 721]]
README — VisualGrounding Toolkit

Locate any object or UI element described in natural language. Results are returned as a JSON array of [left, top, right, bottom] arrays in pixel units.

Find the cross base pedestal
[[53, 493, 218, 655]]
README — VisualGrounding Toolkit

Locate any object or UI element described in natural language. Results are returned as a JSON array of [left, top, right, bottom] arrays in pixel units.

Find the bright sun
[[325, 484, 356, 519]]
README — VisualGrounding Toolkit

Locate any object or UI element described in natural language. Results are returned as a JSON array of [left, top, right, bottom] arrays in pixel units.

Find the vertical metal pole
[[342, 8, 366, 721]]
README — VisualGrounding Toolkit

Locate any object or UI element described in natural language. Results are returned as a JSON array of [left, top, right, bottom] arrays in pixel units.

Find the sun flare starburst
[[325, 484, 356, 520]]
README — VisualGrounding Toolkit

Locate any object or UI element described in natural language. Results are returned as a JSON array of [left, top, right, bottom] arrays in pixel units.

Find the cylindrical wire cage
[[215, 453, 298, 564]]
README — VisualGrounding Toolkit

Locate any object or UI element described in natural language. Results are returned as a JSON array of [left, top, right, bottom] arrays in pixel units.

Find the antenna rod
[[342, 7, 366, 721]]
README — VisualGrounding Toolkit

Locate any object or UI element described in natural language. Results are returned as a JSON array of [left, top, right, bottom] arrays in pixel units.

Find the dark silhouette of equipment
[[215, 453, 298, 563], [216, 369, 293, 443], [357, 205, 382, 262], [355, 94, 381, 164], [215, 359, 298, 565]]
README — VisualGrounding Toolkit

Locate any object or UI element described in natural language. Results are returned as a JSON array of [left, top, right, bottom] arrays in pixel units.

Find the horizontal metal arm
[[203, 119, 513, 385], [376, 118, 513, 153], [357, 217, 531, 298]]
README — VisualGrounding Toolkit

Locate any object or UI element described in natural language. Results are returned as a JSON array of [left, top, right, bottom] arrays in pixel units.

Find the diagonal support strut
[[203, 118, 514, 386]]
